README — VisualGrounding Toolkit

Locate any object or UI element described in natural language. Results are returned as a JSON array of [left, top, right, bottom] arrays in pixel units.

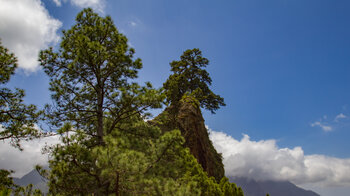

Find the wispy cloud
[[209, 128, 350, 187], [129, 21, 137, 27], [310, 121, 333, 132], [335, 113, 347, 122], [311, 112, 349, 132], [127, 18, 142, 29]]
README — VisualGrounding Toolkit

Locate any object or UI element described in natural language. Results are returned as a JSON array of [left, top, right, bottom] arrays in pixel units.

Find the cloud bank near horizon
[[209, 129, 350, 187], [0, 135, 60, 178], [1, 126, 350, 188]]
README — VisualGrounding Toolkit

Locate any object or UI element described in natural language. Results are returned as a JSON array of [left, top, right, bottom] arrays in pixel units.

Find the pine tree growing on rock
[[163, 48, 225, 114], [157, 49, 227, 181]]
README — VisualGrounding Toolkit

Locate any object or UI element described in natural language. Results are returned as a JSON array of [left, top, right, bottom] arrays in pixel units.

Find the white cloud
[[0, 0, 62, 72], [53, 0, 105, 13], [52, 0, 62, 6], [310, 121, 333, 132], [311, 113, 349, 132], [71, 0, 105, 13], [335, 113, 347, 122], [2, 125, 350, 191], [0, 135, 60, 178], [129, 21, 137, 27], [209, 129, 350, 187]]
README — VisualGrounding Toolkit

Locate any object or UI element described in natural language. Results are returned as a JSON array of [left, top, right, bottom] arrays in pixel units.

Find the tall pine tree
[[39, 8, 166, 195], [39, 8, 163, 144]]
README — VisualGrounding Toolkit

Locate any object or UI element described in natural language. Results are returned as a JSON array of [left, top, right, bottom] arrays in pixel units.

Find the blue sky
[[1, 0, 350, 195]]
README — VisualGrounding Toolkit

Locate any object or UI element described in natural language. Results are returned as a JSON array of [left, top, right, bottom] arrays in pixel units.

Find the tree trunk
[[97, 87, 104, 145], [115, 172, 119, 196]]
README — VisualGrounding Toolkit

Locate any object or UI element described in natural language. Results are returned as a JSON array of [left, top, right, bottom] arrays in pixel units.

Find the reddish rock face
[[152, 97, 225, 182]]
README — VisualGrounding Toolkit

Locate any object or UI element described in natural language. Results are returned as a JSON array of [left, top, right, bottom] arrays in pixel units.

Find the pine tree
[[163, 48, 225, 113], [0, 40, 41, 149], [0, 40, 43, 195], [0, 170, 15, 192], [39, 8, 163, 144]]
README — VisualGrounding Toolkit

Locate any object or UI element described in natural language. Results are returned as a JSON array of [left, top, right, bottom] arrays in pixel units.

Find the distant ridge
[[13, 169, 43, 186], [13, 169, 48, 193], [229, 176, 320, 196]]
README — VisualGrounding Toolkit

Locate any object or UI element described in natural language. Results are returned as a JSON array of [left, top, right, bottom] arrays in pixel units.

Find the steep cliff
[[151, 96, 225, 182]]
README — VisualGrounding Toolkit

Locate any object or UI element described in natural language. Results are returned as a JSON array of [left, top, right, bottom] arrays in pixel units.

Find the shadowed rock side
[[151, 96, 225, 182]]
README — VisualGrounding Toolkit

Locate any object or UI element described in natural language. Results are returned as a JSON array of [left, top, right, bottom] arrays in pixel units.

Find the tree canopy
[[0, 40, 41, 149], [163, 48, 225, 113], [0, 40, 42, 196], [39, 8, 163, 144]]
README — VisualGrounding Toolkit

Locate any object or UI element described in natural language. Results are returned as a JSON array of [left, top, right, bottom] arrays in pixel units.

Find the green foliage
[[219, 177, 244, 196], [0, 189, 11, 196], [0, 40, 41, 149], [43, 119, 205, 195], [39, 8, 163, 143], [13, 184, 42, 196], [39, 8, 173, 195], [0, 170, 15, 191], [0, 41, 16, 84], [163, 48, 225, 113], [43, 120, 242, 195], [38, 8, 243, 196], [0, 40, 42, 195]]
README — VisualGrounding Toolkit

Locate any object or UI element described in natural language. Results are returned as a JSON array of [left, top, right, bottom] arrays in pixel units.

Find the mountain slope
[[230, 177, 320, 196], [13, 169, 43, 186], [13, 169, 48, 193]]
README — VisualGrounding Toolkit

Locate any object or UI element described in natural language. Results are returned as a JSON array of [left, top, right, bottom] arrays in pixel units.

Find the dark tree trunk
[[97, 87, 104, 145], [115, 172, 120, 196]]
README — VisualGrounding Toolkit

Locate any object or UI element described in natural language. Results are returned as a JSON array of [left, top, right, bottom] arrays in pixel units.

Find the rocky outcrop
[[151, 96, 225, 182]]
